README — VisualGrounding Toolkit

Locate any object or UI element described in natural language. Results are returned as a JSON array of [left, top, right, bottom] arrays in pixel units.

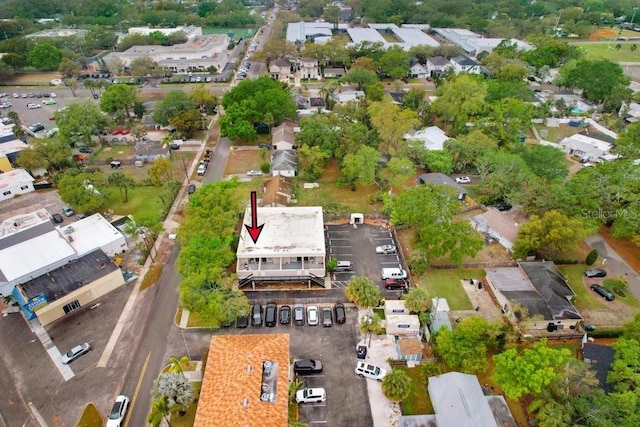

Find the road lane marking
[[125, 351, 151, 427]]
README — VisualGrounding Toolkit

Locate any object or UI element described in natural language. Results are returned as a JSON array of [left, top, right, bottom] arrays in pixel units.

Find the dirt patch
[[2, 72, 61, 85], [224, 148, 263, 175], [598, 225, 640, 273]]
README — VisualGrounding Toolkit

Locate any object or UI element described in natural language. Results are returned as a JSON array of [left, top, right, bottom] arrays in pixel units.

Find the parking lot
[[1, 87, 78, 136], [327, 224, 408, 298], [227, 304, 373, 426]]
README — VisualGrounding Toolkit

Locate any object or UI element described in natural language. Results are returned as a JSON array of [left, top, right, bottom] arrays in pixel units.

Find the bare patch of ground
[[3, 72, 60, 85], [224, 148, 263, 175]]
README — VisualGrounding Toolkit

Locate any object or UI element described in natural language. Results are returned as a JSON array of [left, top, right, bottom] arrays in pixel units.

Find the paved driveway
[[223, 304, 372, 426]]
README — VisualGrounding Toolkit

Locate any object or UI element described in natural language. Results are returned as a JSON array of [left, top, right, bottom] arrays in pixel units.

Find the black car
[[188, 184, 196, 195], [170, 143, 180, 150], [495, 201, 512, 211], [322, 307, 333, 327], [280, 305, 291, 325], [79, 147, 93, 153], [251, 303, 263, 327], [293, 303, 305, 326], [334, 303, 346, 324], [265, 302, 277, 327], [293, 359, 323, 374], [585, 268, 607, 278], [591, 284, 615, 301], [51, 213, 63, 223], [236, 313, 249, 328], [258, 143, 272, 149], [357, 345, 367, 359]]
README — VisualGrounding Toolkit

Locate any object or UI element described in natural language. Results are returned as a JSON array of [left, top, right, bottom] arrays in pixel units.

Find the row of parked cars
[[238, 303, 346, 328]]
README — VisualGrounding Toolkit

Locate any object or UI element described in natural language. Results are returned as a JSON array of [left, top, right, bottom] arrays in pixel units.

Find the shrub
[[326, 257, 338, 272], [260, 162, 270, 174], [408, 254, 428, 276], [586, 249, 598, 266], [141, 264, 163, 290]]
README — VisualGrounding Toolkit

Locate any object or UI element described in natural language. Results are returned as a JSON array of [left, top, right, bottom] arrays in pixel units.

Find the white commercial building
[[237, 207, 326, 287], [0, 210, 127, 296], [0, 169, 35, 202], [103, 33, 230, 74]]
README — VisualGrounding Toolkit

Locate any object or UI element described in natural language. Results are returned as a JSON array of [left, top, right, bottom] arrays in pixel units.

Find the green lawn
[[418, 269, 486, 310], [397, 366, 433, 415], [558, 265, 607, 310], [202, 27, 257, 39], [574, 42, 640, 63], [76, 403, 103, 427], [103, 186, 167, 223]]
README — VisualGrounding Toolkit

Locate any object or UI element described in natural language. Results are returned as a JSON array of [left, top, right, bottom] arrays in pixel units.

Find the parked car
[[28, 123, 45, 132], [279, 305, 291, 325], [585, 268, 607, 278], [188, 184, 196, 195], [197, 164, 207, 176], [293, 303, 305, 326], [61, 342, 91, 364], [251, 304, 263, 327], [170, 143, 180, 150], [265, 302, 277, 327], [375, 244, 396, 254], [295, 388, 326, 404], [384, 278, 408, 290], [322, 307, 333, 327], [294, 359, 323, 374], [455, 176, 471, 184], [246, 170, 262, 176], [62, 206, 74, 217], [236, 313, 249, 328], [79, 147, 93, 153], [27, 103, 41, 109], [355, 361, 387, 382], [258, 143, 271, 149], [307, 305, 318, 326], [106, 394, 130, 427], [334, 303, 346, 324], [51, 213, 63, 224], [591, 284, 615, 301], [495, 201, 512, 211], [43, 99, 56, 105]]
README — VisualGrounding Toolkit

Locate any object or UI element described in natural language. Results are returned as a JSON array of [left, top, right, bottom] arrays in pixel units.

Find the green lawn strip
[[76, 402, 104, 427], [558, 265, 606, 310], [397, 366, 433, 415], [169, 382, 202, 427], [202, 27, 257, 38], [419, 269, 485, 310], [574, 42, 640, 63], [602, 278, 640, 308], [103, 186, 166, 223], [295, 183, 382, 214]]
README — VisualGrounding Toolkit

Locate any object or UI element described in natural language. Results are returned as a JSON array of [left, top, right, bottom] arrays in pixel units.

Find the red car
[[113, 127, 130, 135]]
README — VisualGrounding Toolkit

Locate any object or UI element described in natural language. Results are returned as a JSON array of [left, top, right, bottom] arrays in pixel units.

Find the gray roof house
[[582, 343, 615, 392], [426, 56, 450, 79], [270, 150, 297, 177], [401, 372, 516, 427], [450, 55, 481, 74], [417, 173, 466, 201], [135, 141, 171, 161], [485, 261, 582, 333], [471, 209, 520, 252]]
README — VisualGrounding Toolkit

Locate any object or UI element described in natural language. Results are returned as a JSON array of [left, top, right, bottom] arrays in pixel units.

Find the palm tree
[[147, 397, 179, 427], [152, 372, 195, 414], [167, 356, 190, 374], [107, 171, 135, 202], [381, 369, 411, 402], [288, 379, 304, 403]]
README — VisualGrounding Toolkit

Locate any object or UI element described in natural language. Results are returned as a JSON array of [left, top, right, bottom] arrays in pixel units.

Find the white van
[[355, 361, 387, 382], [334, 261, 352, 272], [381, 267, 407, 280]]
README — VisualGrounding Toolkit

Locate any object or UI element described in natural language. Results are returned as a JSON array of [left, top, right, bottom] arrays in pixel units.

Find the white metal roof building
[[0, 211, 127, 296], [404, 126, 450, 150], [237, 207, 326, 285], [0, 169, 35, 202]]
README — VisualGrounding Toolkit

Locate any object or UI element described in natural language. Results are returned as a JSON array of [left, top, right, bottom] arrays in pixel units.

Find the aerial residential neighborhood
[[1, 0, 640, 426]]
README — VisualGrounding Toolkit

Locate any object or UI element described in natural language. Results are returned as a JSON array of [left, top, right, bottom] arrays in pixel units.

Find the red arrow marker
[[244, 191, 264, 244]]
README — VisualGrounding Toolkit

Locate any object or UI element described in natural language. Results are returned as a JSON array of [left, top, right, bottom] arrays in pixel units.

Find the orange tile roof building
[[194, 334, 290, 427]]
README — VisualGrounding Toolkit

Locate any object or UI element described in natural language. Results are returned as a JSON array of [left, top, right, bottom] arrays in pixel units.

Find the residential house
[[471, 208, 520, 252], [270, 150, 297, 177], [404, 126, 449, 151], [425, 56, 450, 79], [582, 342, 615, 392], [485, 261, 582, 333], [559, 133, 613, 162], [261, 175, 293, 207], [269, 58, 292, 81], [271, 121, 297, 151], [334, 90, 365, 104], [429, 297, 452, 334], [384, 300, 410, 316], [449, 56, 481, 74], [135, 141, 171, 162], [323, 67, 345, 78], [236, 207, 325, 287], [388, 92, 405, 105], [396, 338, 423, 362], [403, 372, 516, 427], [408, 58, 428, 78], [0, 169, 35, 202], [298, 57, 320, 80], [194, 334, 290, 427], [293, 94, 310, 110], [417, 173, 466, 201]]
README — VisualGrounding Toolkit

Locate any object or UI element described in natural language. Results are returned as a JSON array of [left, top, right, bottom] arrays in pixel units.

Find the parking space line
[[309, 421, 328, 424]]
